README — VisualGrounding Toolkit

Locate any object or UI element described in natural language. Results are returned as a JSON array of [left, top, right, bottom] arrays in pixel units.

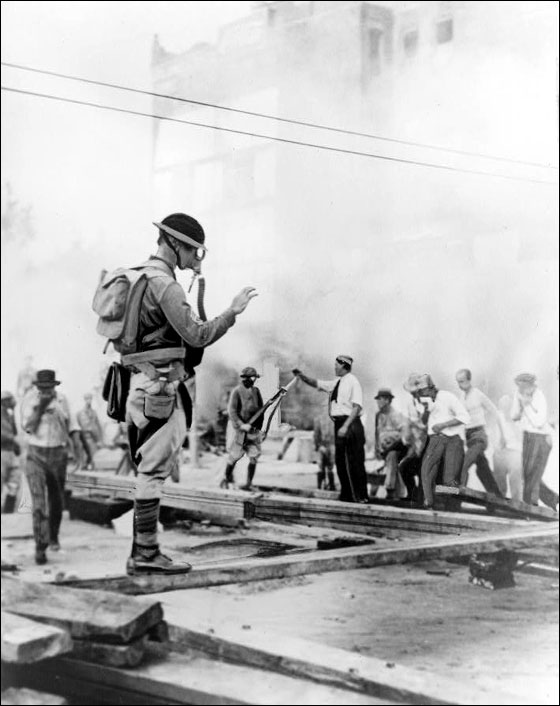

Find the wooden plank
[[71, 635, 146, 668], [67, 471, 250, 526], [1, 663, 181, 706], [0, 688, 67, 705], [167, 622, 530, 706], [253, 493, 526, 535], [248, 519, 378, 545], [253, 483, 338, 500], [1, 612, 72, 664], [1, 577, 163, 644], [59, 523, 558, 595], [515, 561, 559, 579], [4, 651, 395, 705], [435, 485, 559, 521], [68, 472, 528, 534]]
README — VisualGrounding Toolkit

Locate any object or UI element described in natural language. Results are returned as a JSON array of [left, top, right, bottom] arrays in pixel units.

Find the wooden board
[[67, 472, 250, 526], [1, 577, 163, 644], [71, 635, 146, 668], [67, 472, 530, 535], [253, 493, 526, 535], [0, 688, 67, 705], [1, 611, 72, 664], [435, 485, 559, 521], [167, 622, 530, 706], [4, 650, 395, 706], [60, 523, 559, 594]]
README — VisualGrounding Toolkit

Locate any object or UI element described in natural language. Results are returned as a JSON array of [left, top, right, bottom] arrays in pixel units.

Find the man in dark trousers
[[294, 355, 368, 503], [220, 367, 264, 491], [120, 213, 257, 575], [21, 370, 72, 564], [511, 373, 554, 506], [417, 374, 470, 509]]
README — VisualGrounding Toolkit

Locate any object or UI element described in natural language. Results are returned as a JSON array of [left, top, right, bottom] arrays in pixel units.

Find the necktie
[[330, 380, 341, 405]]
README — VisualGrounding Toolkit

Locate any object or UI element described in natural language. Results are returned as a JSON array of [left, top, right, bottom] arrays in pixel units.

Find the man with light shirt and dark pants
[[21, 370, 72, 564], [417, 374, 470, 510], [293, 355, 368, 504], [511, 373, 554, 507], [456, 368, 504, 497]]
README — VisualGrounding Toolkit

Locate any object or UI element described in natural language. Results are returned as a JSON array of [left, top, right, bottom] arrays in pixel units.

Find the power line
[[2, 60, 556, 171], [2, 84, 557, 186]]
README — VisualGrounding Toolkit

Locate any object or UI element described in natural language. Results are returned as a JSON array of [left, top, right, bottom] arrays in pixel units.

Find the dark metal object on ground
[[468, 549, 517, 590]]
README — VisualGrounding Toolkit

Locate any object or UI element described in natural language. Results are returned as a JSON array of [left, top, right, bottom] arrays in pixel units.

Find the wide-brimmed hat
[[416, 373, 436, 391], [240, 366, 260, 378], [33, 370, 61, 387], [514, 372, 537, 387], [153, 213, 208, 251], [403, 373, 422, 393], [375, 388, 394, 400]]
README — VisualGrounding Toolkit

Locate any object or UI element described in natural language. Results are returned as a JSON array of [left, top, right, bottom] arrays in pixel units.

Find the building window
[[436, 18, 453, 44], [403, 29, 419, 57]]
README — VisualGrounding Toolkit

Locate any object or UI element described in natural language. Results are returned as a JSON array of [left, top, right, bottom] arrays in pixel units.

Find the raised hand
[[230, 287, 258, 315]]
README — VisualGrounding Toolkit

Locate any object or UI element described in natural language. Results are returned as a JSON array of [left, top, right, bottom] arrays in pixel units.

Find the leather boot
[[241, 462, 256, 491], [220, 463, 236, 489]]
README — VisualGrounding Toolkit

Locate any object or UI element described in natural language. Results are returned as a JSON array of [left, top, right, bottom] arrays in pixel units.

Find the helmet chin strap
[[163, 233, 181, 266]]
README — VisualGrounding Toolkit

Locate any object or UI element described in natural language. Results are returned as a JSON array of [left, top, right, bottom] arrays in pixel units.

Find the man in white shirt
[[511, 373, 553, 506], [456, 369, 503, 497], [21, 369, 72, 564], [293, 355, 368, 503], [417, 374, 470, 509]]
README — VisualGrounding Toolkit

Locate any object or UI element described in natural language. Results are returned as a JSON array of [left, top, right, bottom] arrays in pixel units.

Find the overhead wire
[[2, 60, 556, 171], [2, 85, 557, 186]]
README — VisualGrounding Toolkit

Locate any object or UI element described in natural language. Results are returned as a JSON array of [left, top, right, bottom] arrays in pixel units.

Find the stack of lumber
[[252, 493, 528, 535], [67, 471, 250, 526], [1, 576, 164, 669]]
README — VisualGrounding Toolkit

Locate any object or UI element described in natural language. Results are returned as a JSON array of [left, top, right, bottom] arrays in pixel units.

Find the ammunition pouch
[[143, 392, 175, 421], [102, 362, 131, 423]]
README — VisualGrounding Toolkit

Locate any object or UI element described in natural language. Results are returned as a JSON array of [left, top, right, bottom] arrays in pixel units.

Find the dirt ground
[[3, 440, 559, 704]]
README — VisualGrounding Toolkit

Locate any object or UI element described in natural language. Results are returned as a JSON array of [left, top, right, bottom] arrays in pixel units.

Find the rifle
[[244, 376, 298, 442]]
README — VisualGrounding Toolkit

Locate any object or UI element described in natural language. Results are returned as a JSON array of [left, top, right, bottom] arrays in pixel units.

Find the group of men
[[373, 369, 556, 511], [3, 211, 556, 579]]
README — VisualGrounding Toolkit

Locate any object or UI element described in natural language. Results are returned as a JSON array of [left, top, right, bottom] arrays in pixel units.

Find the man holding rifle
[[220, 366, 264, 491]]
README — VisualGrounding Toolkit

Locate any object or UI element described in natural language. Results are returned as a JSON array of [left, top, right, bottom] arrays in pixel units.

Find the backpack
[[92, 266, 148, 354]]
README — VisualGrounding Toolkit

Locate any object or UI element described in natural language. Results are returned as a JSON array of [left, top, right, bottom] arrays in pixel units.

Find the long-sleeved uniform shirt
[[228, 384, 264, 431], [136, 259, 236, 352]]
